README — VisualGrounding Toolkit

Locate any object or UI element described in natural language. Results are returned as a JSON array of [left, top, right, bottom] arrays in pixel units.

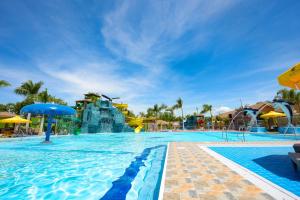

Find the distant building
[[184, 114, 205, 130], [217, 101, 274, 130]]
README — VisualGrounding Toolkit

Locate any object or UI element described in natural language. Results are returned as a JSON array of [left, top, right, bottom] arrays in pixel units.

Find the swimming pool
[[1, 132, 300, 199], [210, 146, 300, 197]]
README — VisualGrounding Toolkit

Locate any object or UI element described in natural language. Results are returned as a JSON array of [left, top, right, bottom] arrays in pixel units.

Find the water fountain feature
[[273, 99, 297, 135]]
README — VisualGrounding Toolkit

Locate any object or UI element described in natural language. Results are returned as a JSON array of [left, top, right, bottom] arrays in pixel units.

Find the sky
[[0, 0, 300, 116]]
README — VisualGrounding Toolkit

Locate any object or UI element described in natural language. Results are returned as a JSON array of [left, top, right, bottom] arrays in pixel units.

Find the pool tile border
[[158, 143, 169, 200], [201, 145, 300, 200], [162, 141, 300, 200]]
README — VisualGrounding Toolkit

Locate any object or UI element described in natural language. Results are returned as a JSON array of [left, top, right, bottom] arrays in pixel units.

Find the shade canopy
[[261, 111, 286, 119], [278, 63, 300, 89], [0, 116, 31, 124], [20, 103, 76, 116]]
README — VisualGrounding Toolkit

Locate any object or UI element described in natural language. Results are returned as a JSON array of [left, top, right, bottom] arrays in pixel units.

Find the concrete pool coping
[[161, 141, 300, 200], [158, 143, 169, 200], [201, 145, 299, 200]]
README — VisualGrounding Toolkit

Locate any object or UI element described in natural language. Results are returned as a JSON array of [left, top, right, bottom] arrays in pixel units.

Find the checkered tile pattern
[[163, 143, 276, 200]]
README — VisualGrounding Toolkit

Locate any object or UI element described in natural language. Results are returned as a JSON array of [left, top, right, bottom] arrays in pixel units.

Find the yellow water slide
[[127, 117, 144, 133], [113, 103, 144, 133]]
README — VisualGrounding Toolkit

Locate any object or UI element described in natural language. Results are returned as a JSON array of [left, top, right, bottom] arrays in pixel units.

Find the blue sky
[[0, 0, 300, 115]]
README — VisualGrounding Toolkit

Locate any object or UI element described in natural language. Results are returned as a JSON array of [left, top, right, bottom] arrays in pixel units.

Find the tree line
[[0, 80, 66, 114]]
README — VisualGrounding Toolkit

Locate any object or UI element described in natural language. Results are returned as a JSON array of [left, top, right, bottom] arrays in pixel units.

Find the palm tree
[[201, 104, 213, 129], [37, 89, 52, 134], [159, 104, 168, 111], [174, 98, 184, 129], [153, 104, 160, 119], [276, 88, 300, 113], [0, 80, 10, 88], [50, 96, 67, 105], [166, 106, 175, 118], [15, 80, 44, 101], [139, 112, 146, 117], [146, 107, 154, 117], [15, 80, 44, 132], [38, 89, 52, 103]]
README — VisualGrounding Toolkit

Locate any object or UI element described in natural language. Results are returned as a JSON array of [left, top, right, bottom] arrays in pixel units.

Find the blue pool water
[[210, 146, 300, 197], [1, 131, 300, 200]]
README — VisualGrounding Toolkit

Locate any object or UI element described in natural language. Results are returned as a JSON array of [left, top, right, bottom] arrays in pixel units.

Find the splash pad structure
[[75, 93, 144, 133], [77, 99, 133, 133], [243, 108, 267, 133], [273, 99, 297, 134]]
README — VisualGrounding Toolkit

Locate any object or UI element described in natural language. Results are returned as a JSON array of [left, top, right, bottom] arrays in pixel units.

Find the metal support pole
[[45, 115, 53, 142]]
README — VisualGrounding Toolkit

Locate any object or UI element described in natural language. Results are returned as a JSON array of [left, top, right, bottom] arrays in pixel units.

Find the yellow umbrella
[[260, 111, 286, 119], [0, 116, 31, 124], [278, 62, 300, 89]]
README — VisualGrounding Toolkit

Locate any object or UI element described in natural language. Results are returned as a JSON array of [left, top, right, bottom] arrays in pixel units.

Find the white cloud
[[214, 106, 233, 115], [101, 0, 235, 70]]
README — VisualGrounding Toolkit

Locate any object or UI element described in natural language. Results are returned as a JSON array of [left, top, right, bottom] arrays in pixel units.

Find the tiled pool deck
[[162, 141, 300, 200]]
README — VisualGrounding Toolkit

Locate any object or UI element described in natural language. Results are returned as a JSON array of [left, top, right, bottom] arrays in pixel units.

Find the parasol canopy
[[278, 63, 300, 89], [21, 103, 76, 116], [0, 116, 31, 124], [260, 111, 286, 119], [20, 103, 76, 142]]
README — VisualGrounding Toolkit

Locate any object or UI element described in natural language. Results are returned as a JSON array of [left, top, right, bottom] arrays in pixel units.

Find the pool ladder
[[222, 127, 228, 142], [222, 127, 246, 142]]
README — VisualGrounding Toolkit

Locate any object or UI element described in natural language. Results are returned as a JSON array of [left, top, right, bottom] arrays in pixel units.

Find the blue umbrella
[[20, 103, 76, 142]]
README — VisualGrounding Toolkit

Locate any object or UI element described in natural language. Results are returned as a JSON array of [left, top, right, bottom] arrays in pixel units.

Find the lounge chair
[[289, 144, 300, 171]]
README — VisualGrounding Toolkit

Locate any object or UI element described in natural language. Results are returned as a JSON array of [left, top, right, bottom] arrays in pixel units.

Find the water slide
[[113, 103, 144, 133], [127, 117, 144, 133], [134, 124, 143, 133]]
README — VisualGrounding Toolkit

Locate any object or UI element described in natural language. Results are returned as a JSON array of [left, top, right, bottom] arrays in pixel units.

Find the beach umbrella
[[260, 111, 286, 119], [278, 63, 300, 89], [0, 115, 31, 124], [20, 103, 76, 142]]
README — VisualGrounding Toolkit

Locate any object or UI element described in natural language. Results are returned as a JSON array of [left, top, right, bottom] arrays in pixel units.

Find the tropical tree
[[37, 89, 52, 134], [0, 80, 10, 88], [165, 106, 175, 121], [173, 98, 184, 129], [15, 80, 44, 101], [15, 80, 44, 132], [276, 89, 300, 112], [139, 112, 146, 117], [201, 104, 213, 129], [153, 104, 160, 118], [50, 96, 67, 105], [38, 89, 52, 103], [146, 107, 154, 117]]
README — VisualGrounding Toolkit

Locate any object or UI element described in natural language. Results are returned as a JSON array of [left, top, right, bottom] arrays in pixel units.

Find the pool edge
[[200, 145, 300, 200], [158, 142, 169, 200]]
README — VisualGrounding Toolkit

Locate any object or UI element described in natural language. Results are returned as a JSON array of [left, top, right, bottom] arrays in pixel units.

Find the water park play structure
[[224, 62, 300, 137], [76, 93, 144, 134], [20, 103, 76, 142], [225, 99, 298, 139], [112, 103, 144, 133]]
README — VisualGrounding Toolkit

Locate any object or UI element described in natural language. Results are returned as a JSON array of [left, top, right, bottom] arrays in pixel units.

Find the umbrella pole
[[45, 115, 53, 142]]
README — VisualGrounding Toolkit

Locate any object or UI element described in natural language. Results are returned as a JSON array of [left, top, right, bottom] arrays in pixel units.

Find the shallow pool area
[[1, 131, 300, 199], [210, 146, 300, 197]]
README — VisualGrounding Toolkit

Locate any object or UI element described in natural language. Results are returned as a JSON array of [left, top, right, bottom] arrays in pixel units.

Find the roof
[[218, 101, 274, 118], [84, 93, 101, 97], [248, 101, 272, 110], [76, 99, 93, 103], [0, 112, 16, 118], [218, 110, 236, 118], [156, 120, 169, 125]]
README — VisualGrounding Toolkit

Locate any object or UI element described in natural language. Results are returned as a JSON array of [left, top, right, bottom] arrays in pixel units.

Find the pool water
[[1, 132, 300, 200], [210, 146, 300, 197]]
